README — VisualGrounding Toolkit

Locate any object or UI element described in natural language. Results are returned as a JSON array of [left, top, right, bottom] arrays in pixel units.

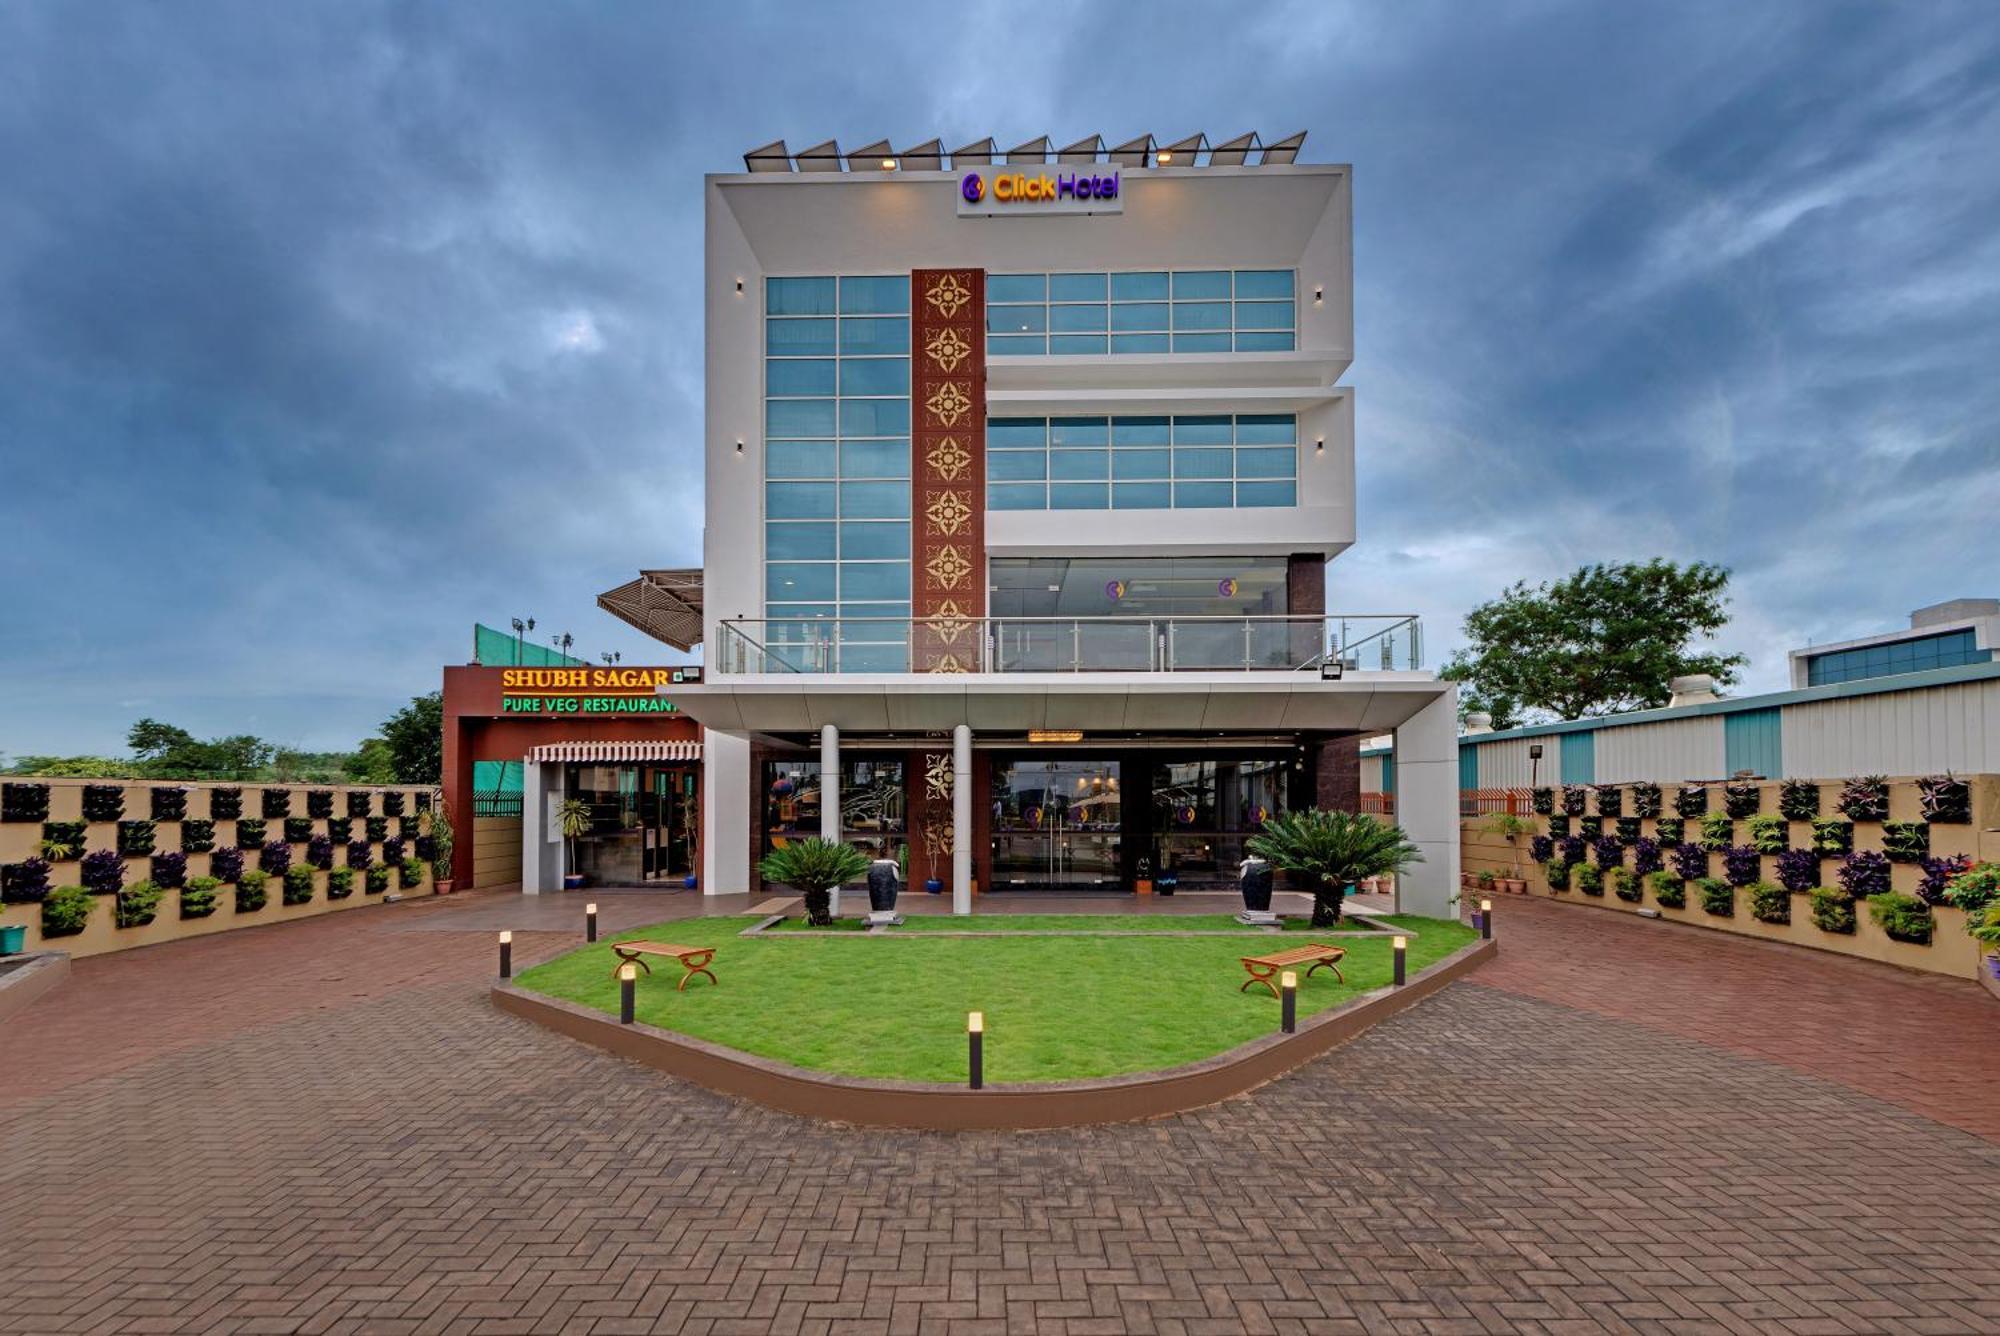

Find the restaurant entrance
[[990, 758, 1122, 890], [568, 763, 700, 886]]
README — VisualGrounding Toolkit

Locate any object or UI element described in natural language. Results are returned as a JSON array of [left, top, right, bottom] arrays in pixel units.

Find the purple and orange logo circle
[[960, 172, 986, 203]]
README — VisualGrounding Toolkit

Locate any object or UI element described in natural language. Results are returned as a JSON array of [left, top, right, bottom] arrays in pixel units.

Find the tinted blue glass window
[[988, 274, 1046, 303], [988, 305, 1047, 334], [1171, 271, 1230, 299], [987, 451, 1047, 481], [1172, 333, 1232, 352], [1110, 271, 1169, 300], [839, 440, 908, 478], [1113, 449, 1170, 479], [1233, 332, 1295, 352], [767, 277, 836, 315], [1174, 482, 1233, 508], [766, 440, 836, 478], [1234, 300, 1294, 328], [1235, 481, 1296, 507], [1235, 447, 1297, 478], [1050, 417, 1110, 447], [1173, 448, 1234, 478], [1172, 416, 1233, 445], [765, 359, 836, 396], [839, 358, 909, 397], [989, 483, 1046, 509], [766, 399, 836, 437], [1233, 270, 1294, 299], [839, 276, 908, 314], [988, 418, 1048, 448], [838, 644, 907, 673], [1049, 334, 1108, 355], [1235, 415, 1297, 444], [988, 334, 1046, 355], [1050, 304, 1108, 332], [767, 562, 837, 601], [840, 399, 910, 437], [766, 318, 837, 356], [1112, 482, 1171, 509], [1110, 302, 1169, 331], [839, 317, 909, 355], [839, 481, 909, 519], [1049, 273, 1107, 302], [840, 563, 910, 601], [840, 522, 909, 559], [1050, 483, 1109, 509], [766, 482, 837, 519], [1051, 450, 1109, 480], [1109, 333, 1170, 354], [765, 522, 836, 559], [1172, 302, 1232, 331], [1110, 416, 1170, 445]]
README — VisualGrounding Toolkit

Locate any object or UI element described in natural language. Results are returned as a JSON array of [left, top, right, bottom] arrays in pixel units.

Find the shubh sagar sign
[[958, 170, 1122, 217], [499, 667, 691, 715]]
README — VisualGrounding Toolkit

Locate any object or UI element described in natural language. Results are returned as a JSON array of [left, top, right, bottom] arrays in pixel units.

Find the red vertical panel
[[908, 269, 986, 673]]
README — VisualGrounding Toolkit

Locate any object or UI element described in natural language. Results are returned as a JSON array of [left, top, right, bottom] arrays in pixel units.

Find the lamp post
[[1529, 743, 1543, 790], [498, 930, 512, 979], [619, 962, 637, 1024], [511, 617, 536, 665], [1480, 899, 1493, 941], [1392, 935, 1407, 986], [585, 902, 598, 942], [1280, 970, 1297, 1033], [967, 1011, 984, 1089], [552, 632, 574, 660]]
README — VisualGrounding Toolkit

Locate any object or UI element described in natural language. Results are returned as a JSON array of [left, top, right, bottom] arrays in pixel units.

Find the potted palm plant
[[758, 837, 870, 927], [427, 800, 456, 894], [1246, 809, 1425, 927], [557, 798, 592, 890], [1482, 813, 1537, 892]]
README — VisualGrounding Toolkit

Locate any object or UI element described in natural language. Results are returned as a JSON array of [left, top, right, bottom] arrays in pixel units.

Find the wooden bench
[[610, 941, 718, 991], [1239, 943, 1345, 998]]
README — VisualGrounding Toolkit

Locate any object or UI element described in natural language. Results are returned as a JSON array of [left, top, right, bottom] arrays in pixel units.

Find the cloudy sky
[[3, 0, 1997, 758]]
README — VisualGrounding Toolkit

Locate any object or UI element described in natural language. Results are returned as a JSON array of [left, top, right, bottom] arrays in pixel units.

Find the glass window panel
[[1112, 482, 1172, 509], [840, 522, 909, 559], [1109, 332, 1170, 354], [1172, 415, 1234, 445], [1232, 270, 1295, 299], [987, 273, 1046, 303], [1174, 481, 1234, 508], [1110, 271, 1169, 301], [1233, 300, 1295, 329], [1050, 483, 1109, 509], [988, 334, 1046, 355], [839, 439, 909, 478], [1111, 415, 1170, 445], [1172, 332, 1232, 352], [766, 481, 837, 519], [839, 357, 909, 397], [1050, 416, 1110, 447], [1173, 448, 1234, 478], [1049, 334, 1108, 355], [988, 304, 1047, 334], [766, 277, 836, 315], [1050, 304, 1108, 332], [1234, 414, 1297, 444], [1171, 301, 1232, 330], [839, 275, 908, 314], [840, 563, 911, 602], [987, 450, 1048, 481], [767, 562, 837, 601], [765, 317, 837, 355], [837, 643, 908, 673], [1172, 270, 1230, 300], [1235, 481, 1297, 507], [1112, 448, 1169, 479], [839, 317, 910, 355], [1049, 272, 1108, 302], [1109, 302, 1168, 331], [1233, 331, 1296, 352], [989, 483, 1047, 510], [766, 399, 836, 437], [1235, 447, 1297, 478], [840, 480, 910, 518], [988, 418, 1049, 448], [840, 398, 910, 437], [766, 603, 837, 623], [765, 358, 836, 396], [764, 521, 836, 559], [765, 439, 836, 478], [1050, 449, 1109, 480]]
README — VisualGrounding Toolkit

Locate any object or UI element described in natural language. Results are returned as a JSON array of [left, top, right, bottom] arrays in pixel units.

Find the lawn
[[763, 912, 1386, 933], [514, 913, 1477, 1083]]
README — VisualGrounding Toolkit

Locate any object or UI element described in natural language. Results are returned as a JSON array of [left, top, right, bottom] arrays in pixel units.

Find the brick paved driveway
[[3, 891, 1998, 1334]]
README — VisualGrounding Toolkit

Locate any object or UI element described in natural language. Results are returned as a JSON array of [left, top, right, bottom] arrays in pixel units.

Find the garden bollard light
[[968, 1011, 984, 1090], [1480, 899, 1493, 940], [1392, 935, 1407, 987], [586, 902, 598, 942], [619, 962, 637, 1024], [1280, 970, 1297, 1033], [498, 930, 512, 979]]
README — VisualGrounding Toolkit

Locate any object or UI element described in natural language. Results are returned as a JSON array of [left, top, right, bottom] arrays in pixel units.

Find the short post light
[[618, 962, 638, 1024], [1480, 899, 1494, 941], [967, 1011, 984, 1090], [1392, 935, 1407, 987], [498, 930, 512, 979], [1279, 970, 1298, 1034], [586, 901, 598, 942]]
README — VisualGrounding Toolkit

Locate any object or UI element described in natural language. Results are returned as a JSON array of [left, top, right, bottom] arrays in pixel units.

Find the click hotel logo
[[960, 169, 1121, 204]]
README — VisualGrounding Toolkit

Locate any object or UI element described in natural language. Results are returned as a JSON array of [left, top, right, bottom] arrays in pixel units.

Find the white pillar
[[1391, 684, 1462, 918], [521, 759, 547, 894], [821, 723, 841, 917], [703, 734, 749, 896], [952, 723, 972, 916]]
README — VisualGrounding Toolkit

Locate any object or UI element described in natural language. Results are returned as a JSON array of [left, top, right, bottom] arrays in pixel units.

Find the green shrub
[[1611, 867, 1643, 903], [1809, 886, 1855, 934], [115, 879, 165, 928], [1944, 862, 2000, 921], [1867, 892, 1933, 945], [1696, 877, 1734, 917], [1576, 863, 1604, 896], [365, 816, 389, 842], [1698, 813, 1733, 851], [1653, 817, 1684, 846], [117, 819, 157, 856], [1881, 821, 1929, 863], [1545, 859, 1572, 891], [181, 818, 216, 853], [41, 885, 93, 937], [1746, 881, 1790, 925], [369, 865, 394, 894], [283, 816, 313, 844], [1778, 779, 1820, 822], [236, 869, 270, 913], [1547, 813, 1570, 839], [326, 867, 356, 900], [1810, 818, 1853, 857], [396, 860, 422, 890], [326, 816, 353, 844], [1579, 816, 1603, 841], [235, 817, 267, 847], [1746, 815, 1788, 855], [1649, 871, 1686, 909], [181, 875, 220, 919], [39, 820, 87, 861], [282, 866, 315, 906]]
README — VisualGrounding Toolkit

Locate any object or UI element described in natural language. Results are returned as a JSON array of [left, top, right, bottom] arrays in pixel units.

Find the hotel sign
[[498, 666, 696, 716], [957, 169, 1123, 217]]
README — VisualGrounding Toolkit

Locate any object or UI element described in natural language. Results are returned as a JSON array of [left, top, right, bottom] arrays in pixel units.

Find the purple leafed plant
[[415, 835, 437, 863], [307, 834, 334, 870], [1594, 836, 1624, 868], [1673, 842, 1708, 881], [260, 840, 291, 875], [1838, 850, 1891, 898], [1562, 785, 1589, 816], [1529, 835, 1554, 864], [381, 835, 405, 867], [1916, 854, 1973, 906], [1722, 845, 1762, 888], [211, 846, 244, 882], [346, 841, 372, 869], [150, 851, 187, 889], [1631, 837, 1663, 878], [81, 848, 125, 895], [1559, 835, 1586, 865], [2, 856, 53, 904], [1775, 848, 1820, 893]]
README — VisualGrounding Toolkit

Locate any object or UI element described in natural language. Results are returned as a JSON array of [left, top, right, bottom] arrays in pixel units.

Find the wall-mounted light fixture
[[1315, 437, 1325, 455], [735, 278, 744, 294], [1313, 285, 1323, 306], [735, 439, 744, 454], [880, 157, 898, 171], [1156, 150, 1173, 164]]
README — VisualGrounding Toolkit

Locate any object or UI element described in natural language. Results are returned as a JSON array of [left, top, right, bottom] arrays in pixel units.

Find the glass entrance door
[[991, 758, 1121, 889]]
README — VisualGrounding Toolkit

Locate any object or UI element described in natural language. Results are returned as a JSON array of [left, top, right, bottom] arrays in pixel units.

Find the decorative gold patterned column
[[910, 269, 985, 673]]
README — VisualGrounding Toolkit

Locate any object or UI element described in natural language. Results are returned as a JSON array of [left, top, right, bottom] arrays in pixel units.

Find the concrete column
[[821, 723, 841, 917], [952, 724, 972, 916], [521, 760, 547, 894], [1391, 684, 1462, 918], [703, 734, 750, 895]]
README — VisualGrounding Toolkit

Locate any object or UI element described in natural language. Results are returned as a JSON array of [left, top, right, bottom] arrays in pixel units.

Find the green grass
[[516, 914, 1476, 1083], [763, 912, 1384, 933]]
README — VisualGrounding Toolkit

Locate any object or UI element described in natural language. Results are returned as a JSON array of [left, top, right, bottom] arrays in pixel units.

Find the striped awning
[[528, 740, 702, 764]]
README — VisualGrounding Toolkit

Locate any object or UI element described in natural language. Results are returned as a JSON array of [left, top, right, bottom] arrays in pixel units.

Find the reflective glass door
[[991, 759, 1121, 889]]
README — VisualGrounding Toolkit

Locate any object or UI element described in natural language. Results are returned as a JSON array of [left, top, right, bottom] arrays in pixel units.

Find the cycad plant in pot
[[758, 838, 871, 927], [1245, 809, 1423, 927], [557, 798, 593, 890]]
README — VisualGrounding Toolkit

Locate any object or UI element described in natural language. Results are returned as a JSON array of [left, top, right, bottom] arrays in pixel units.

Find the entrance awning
[[529, 741, 702, 763], [597, 568, 704, 650]]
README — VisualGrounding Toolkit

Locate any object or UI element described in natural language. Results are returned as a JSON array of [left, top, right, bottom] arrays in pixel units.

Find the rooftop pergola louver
[[740, 131, 1308, 172], [597, 569, 705, 651]]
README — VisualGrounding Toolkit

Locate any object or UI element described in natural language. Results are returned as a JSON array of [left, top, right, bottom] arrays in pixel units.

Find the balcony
[[716, 614, 1421, 676]]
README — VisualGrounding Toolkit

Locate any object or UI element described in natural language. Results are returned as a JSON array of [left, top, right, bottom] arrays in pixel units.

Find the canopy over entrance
[[597, 569, 704, 651]]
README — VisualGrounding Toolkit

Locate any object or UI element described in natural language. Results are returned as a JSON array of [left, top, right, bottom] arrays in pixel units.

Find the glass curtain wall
[[1151, 758, 1297, 887], [986, 270, 1296, 355], [761, 758, 907, 862], [988, 414, 1297, 511]]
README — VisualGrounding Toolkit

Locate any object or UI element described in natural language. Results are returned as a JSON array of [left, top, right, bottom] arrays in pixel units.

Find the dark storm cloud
[[2, 0, 1996, 755]]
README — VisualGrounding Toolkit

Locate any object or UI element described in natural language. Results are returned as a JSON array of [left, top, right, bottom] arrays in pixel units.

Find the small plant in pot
[[759, 837, 871, 927], [557, 798, 593, 890], [1245, 809, 1423, 928], [1481, 813, 1536, 892], [426, 799, 455, 893]]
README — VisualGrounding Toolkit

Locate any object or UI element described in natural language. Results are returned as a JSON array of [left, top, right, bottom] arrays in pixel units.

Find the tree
[[1245, 810, 1424, 927], [379, 692, 443, 785], [128, 719, 198, 762], [1440, 560, 1746, 725], [757, 838, 871, 927]]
